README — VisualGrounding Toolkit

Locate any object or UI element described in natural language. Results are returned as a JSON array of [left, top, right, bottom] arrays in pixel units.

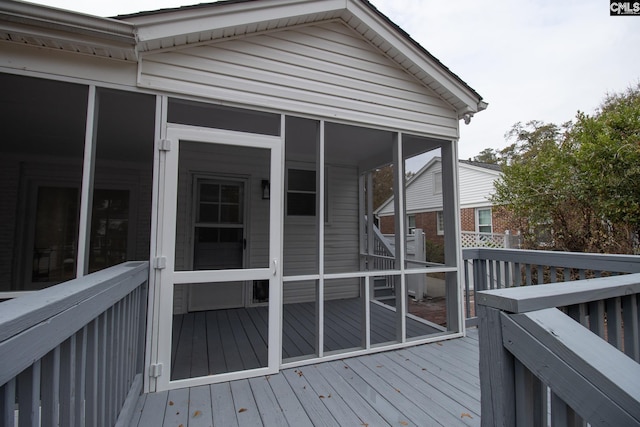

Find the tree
[[491, 84, 640, 254], [471, 148, 499, 164]]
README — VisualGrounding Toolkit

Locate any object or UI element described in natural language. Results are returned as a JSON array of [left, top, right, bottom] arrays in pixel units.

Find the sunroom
[[0, 0, 486, 393]]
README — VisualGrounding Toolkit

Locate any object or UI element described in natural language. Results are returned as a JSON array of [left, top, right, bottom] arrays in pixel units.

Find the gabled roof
[[1, 0, 486, 117]]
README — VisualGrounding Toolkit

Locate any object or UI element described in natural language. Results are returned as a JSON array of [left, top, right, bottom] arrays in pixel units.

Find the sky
[[26, 0, 640, 161]]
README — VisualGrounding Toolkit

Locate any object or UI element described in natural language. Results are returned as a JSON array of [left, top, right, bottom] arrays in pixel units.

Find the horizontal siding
[[283, 164, 360, 303], [378, 161, 500, 216], [458, 166, 499, 207], [139, 21, 458, 137]]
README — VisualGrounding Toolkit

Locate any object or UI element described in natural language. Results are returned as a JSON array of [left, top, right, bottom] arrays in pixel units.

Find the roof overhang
[[1, 0, 486, 116], [0, 0, 137, 60]]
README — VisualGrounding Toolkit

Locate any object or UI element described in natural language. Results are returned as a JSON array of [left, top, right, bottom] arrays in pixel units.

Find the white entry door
[[155, 125, 282, 391]]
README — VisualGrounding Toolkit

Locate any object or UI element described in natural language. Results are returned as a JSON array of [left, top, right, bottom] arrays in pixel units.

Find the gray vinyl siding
[[139, 21, 458, 137], [283, 164, 360, 303]]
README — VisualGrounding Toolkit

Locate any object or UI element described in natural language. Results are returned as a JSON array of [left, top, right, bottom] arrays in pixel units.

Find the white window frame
[[433, 172, 442, 194], [436, 211, 444, 235], [407, 214, 416, 234], [476, 207, 493, 234], [285, 163, 329, 222]]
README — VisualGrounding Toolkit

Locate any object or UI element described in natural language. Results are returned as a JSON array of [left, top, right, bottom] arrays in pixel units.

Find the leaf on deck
[[400, 421, 408, 426], [461, 412, 473, 419], [193, 410, 202, 418], [169, 401, 174, 406], [238, 408, 248, 413]]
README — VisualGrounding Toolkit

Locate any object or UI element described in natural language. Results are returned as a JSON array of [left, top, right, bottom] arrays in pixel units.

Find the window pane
[[220, 205, 240, 223], [478, 209, 491, 225], [200, 183, 219, 202], [199, 204, 219, 223], [221, 185, 240, 203], [288, 169, 315, 192], [287, 193, 316, 216]]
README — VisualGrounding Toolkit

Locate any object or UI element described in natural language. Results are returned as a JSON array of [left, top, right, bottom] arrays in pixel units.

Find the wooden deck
[[131, 329, 480, 426], [171, 298, 445, 380]]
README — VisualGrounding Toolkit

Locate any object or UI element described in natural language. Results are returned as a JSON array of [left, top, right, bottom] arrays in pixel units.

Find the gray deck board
[[263, 372, 315, 427], [131, 329, 481, 426], [171, 298, 441, 380], [210, 382, 239, 427]]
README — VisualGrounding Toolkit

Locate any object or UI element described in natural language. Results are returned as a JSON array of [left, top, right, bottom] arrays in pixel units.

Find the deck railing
[[0, 261, 149, 427], [477, 272, 640, 426], [463, 248, 640, 325]]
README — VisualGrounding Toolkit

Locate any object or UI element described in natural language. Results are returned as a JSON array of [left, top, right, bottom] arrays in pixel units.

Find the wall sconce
[[261, 180, 270, 200]]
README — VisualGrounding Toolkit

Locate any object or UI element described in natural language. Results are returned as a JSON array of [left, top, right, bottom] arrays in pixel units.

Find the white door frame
[[154, 124, 282, 391]]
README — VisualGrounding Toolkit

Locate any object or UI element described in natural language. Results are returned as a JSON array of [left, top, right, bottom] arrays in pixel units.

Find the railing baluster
[[98, 311, 107, 427], [17, 360, 40, 427], [525, 264, 532, 285], [0, 262, 149, 427], [606, 297, 623, 350], [75, 326, 87, 426], [41, 347, 61, 427], [622, 294, 639, 361], [86, 318, 98, 427], [1, 379, 16, 427], [59, 335, 76, 427], [588, 300, 605, 338]]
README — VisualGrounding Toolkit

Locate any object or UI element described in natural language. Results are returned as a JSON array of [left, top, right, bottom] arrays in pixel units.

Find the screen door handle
[[272, 259, 278, 276]]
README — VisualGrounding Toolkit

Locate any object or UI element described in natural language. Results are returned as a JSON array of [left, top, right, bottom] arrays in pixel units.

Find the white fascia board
[[345, 0, 484, 115], [1, 0, 135, 45], [126, 0, 346, 47]]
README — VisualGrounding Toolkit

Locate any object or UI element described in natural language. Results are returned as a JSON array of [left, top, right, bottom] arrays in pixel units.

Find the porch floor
[[171, 298, 445, 380], [131, 329, 480, 426]]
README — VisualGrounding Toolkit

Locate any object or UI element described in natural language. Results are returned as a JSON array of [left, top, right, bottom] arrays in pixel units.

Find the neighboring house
[[0, 0, 485, 393], [376, 157, 511, 250]]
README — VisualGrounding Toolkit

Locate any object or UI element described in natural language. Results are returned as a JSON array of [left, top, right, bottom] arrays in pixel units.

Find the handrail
[[462, 248, 640, 326], [477, 272, 640, 426], [0, 261, 149, 427]]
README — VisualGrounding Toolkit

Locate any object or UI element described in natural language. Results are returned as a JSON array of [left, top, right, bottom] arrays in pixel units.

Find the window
[[287, 169, 316, 216], [436, 211, 444, 235], [433, 172, 442, 194], [477, 208, 492, 233], [407, 215, 416, 234], [286, 167, 328, 218]]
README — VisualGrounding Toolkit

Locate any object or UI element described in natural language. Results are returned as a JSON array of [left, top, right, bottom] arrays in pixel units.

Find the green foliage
[[490, 84, 640, 254], [472, 148, 499, 164]]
